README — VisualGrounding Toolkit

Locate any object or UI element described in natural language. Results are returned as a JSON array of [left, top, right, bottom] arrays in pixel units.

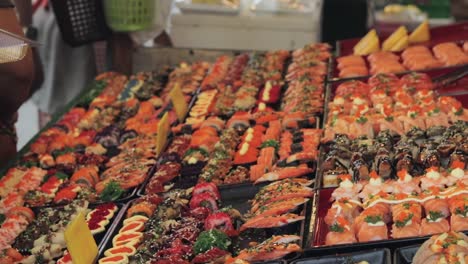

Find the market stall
[[0, 20, 468, 264]]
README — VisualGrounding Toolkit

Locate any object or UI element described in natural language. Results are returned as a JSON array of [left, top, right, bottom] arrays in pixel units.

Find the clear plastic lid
[[0, 29, 39, 64]]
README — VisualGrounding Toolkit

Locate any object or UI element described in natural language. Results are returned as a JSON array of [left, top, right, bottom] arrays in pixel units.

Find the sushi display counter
[[0, 27, 468, 263], [305, 24, 468, 264]]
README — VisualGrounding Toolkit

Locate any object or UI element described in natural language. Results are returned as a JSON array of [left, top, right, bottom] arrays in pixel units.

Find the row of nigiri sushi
[[281, 43, 331, 116], [324, 196, 468, 246], [192, 111, 320, 185], [214, 50, 289, 117], [330, 165, 467, 204], [0, 136, 155, 210], [337, 41, 468, 78], [196, 50, 289, 119], [240, 178, 314, 232], [323, 167, 468, 246], [324, 73, 468, 141]]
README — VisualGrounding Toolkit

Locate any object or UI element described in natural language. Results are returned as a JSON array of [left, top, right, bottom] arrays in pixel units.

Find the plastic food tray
[[307, 188, 465, 253], [138, 50, 323, 195], [100, 189, 302, 263], [316, 67, 468, 188], [394, 244, 420, 264], [331, 22, 468, 82], [16, 202, 123, 258], [292, 248, 391, 264]]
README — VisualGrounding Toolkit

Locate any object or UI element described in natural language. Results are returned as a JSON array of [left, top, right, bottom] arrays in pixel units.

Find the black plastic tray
[[0, 78, 140, 206], [14, 202, 123, 259], [136, 88, 202, 196], [102, 184, 308, 264], [394, 244, 420, 264], [316, 67, 468, 188], [96, 201, 130, 261], [94, 203, 125, 249], [293, 248, 391, 264], [307, 188, 458, 254], [220, 184, 309, 261]]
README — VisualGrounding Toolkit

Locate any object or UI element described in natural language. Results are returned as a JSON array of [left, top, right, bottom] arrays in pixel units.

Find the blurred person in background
[[30, 0, 96, 127], [30, 0, 174, 127], [321, 0, 372, 46], [0, 0, 42, 166]]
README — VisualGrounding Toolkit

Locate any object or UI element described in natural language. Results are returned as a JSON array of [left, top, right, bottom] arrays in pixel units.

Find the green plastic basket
[[103, 0, 155, 32]]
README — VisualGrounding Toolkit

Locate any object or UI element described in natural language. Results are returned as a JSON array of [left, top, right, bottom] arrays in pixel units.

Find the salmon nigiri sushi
[[354, 209, 388, 242], [451, 213, 468, 232], [392, 210, 421, 239], [392, 222, 421, 239], [420, 211, 450, 236], [392, 202, 422, 223], [325, 216, 357, 245], [325, 199, 360, 226], [423, 197, 450, 218], [356, 219, 388, 242]]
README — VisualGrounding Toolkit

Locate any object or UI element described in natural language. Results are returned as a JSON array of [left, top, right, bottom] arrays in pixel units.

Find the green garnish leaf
[[356, 116, 368, 124], [184, 148, 209, 158], [21, 160, 38, 168], [52, 147, 75, 158], [260, 140, 279, 152], [77, 80, 107, 107], [0, 214, 5, 225], [427, 211, 444, 222], [455, 206, 468, 217], [100, 181, 124, 202], [329, 223, 344, 233], [364, 215, 382, 224], [193, 229, 231, 255], [55, 171, 70, 180], [395, 213, 414, 228]]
